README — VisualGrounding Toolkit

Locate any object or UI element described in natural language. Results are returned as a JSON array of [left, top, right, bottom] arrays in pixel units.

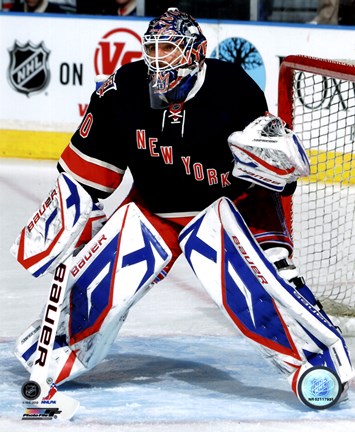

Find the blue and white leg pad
[[179, 197, 354, 408], [14, 202, 172, 385]]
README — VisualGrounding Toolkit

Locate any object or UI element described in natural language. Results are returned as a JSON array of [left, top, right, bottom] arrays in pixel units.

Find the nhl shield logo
[[21, 380, 41, 401], [8, 41, 50, 95]]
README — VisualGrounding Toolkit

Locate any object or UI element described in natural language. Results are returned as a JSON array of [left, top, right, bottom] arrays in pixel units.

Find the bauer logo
[[8, 41, 51, 96], [94, 28, 142, 76], [210, 37, 266, 91]]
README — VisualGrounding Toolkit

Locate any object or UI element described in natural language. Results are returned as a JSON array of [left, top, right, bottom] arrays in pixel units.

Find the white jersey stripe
[[155, 211, 200, 218]]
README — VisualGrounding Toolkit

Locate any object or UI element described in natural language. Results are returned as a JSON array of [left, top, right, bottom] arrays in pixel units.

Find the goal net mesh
[[278, 56, 355, 318]]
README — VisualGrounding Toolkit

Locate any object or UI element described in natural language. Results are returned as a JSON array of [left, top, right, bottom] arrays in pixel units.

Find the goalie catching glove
[[228, 114, 310, 192]]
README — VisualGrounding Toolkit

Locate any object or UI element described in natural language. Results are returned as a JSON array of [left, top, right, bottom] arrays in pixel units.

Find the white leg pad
[[179, 197, 354, 391], [15, 202, 172, 385]]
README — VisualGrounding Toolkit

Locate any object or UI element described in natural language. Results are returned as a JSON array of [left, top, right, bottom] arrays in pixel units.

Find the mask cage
[[143, 34, 195, 73]]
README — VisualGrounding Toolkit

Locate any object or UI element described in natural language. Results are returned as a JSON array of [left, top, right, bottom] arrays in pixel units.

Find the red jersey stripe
[[60, 143, 124, 193]]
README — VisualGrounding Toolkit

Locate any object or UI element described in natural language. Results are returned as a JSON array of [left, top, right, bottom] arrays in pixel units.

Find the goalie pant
[[14, 196, 354, 408]]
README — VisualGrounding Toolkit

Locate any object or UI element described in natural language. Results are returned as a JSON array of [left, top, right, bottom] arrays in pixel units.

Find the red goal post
[[278, 55, 355, 319]]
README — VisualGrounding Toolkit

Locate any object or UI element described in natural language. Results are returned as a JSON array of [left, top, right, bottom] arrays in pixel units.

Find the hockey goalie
[[11, 7, 354, 418]]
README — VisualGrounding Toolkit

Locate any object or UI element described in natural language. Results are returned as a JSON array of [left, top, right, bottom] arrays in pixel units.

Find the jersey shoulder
[[114, 60, 147, 82], [203, 58, 268, 121], [114, 60, 147, 94], [95, 60, 147, 102], [205, 58, 260, 88]]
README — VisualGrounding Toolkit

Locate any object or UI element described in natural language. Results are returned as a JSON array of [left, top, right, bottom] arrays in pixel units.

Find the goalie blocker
[[179, 197, 354, 410], [10, 172, 106, 277]]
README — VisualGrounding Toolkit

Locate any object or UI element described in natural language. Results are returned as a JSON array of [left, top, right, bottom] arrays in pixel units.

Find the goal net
[[278, 55, 355, 320]]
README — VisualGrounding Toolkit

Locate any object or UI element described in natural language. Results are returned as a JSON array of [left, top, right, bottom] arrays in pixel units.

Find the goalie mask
[[142, 7, 207, 108], [228, 114, 310, 192]]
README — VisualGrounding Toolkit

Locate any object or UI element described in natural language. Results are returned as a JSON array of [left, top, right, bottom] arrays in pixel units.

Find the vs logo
[[94, 28, 142, 76], [8, 41, 50, 96]]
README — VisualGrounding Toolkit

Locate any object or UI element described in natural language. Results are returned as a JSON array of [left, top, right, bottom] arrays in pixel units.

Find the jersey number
[[79, 113, 93, 138]]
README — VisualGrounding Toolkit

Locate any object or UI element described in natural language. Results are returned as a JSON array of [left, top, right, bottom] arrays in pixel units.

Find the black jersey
[[59, 58, 268, 216]]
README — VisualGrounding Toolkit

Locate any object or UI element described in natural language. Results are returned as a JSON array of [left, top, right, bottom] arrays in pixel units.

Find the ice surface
[[0, 158, 354, 432]]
